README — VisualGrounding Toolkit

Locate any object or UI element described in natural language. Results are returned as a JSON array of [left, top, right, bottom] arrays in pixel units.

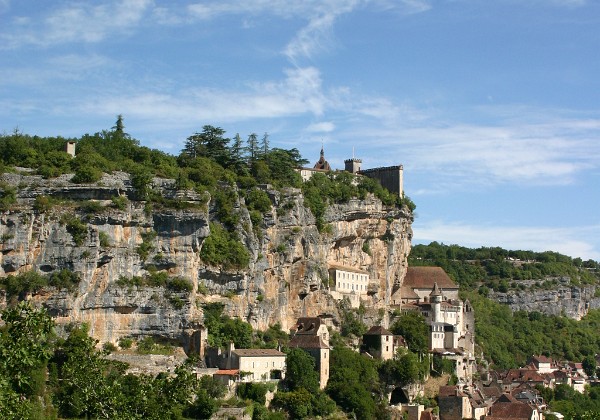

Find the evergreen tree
[[183, 125, 231, 166], [260, 132, 269, 156], [246, 133, 258, 164]]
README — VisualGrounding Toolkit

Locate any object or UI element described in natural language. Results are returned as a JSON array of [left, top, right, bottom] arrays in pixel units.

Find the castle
[[298, 146, 404, 196]]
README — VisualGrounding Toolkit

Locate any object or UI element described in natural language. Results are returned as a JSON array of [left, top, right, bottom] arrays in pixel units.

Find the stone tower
[[344, 157, 362, 174]]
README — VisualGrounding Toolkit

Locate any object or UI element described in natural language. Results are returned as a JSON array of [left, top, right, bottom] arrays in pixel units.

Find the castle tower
[[430, 282, 443, 323], [64, 141, 76, 157], [344, 158, 362, 174]]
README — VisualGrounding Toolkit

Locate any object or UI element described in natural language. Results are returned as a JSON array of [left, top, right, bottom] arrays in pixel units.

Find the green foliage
[[390, 311, 429, 354], [246, 188, 272, 213], [118, 337, 133, 349], [409, 242, 600, 290], [254, 322, 289, 349], [202, 303, 253, 349], [98, 230, 111, 247], [111, 195, 128, 210], [237, 382, 270, 405], [339, 301, 368, 337], [0, 302, 54, 397], [0, 270, 48, 300], [60, 214, 88, 246], [326, 346, 386, 420], [200, 222, 250, 269], [465, 291, 600, 369], [0, 182, 17, 211], [379, 349, 427, 387], [48, 269, 81, 291], [285, 348, 320, 393], [33, 195, 57, 213], [136, 336, 174, 355], [136, 229, 156, 261]]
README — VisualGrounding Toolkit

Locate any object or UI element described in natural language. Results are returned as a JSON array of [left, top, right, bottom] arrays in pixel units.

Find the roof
[[403, 267, 458, 289], [215, 369, 240, 376], [363, 325, 393, 336], [438, 386, 466, 398], [429, 282, 442, 297], [232, 349, 286, 357], [289, 335, 329, 349], [294, 317, 326, 335], [420, 411, 434, 420], [328, 264, 369, 275], [399, 285, 420, 299], [531, 355, 552, 364], [489, 401, 534, 419]]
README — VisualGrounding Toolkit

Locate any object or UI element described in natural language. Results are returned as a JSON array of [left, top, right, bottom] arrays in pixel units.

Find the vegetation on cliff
[[410, 241, 600, 292]]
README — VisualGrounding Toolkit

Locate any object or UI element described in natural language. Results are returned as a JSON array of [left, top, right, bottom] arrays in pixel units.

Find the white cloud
[[413, 220, 600, 261], [1, 0, 151, 48], [306, 121, 336, 133]]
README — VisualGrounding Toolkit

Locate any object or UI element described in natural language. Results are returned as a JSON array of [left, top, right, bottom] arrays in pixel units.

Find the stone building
[[361, 325, 406, 360], [393, 267, 476, 384], [217, 342, 286, 382], [288, 317, 330, 389], [328, 264, 370, 308]]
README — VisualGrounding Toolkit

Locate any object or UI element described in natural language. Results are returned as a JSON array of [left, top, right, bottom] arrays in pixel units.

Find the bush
[[48, 269, 81, 291], [71, 165, 103, 183], [167, 277, 194, 292], [118, 337, 133, 349], [200, 223, 250, 269], [61, 214, 88, 246]]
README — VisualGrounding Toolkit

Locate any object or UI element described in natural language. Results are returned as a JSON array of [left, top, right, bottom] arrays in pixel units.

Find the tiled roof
[[294, 317, 325, 335], [438, 386, 466, 398], [233, 349, 285, 357], [490, 401, 534, 419], [403, 267, 458, 289], [364, 325, 393, 336], [328, 264, 369, 275], [289, 334, 329, 349], [215, 369, 240, 376], [531, 355, 552, 363]]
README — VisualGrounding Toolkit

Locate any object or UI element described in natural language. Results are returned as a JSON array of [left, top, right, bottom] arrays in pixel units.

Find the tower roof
[[429, 282, 443, 297], [313, 146, 331, 171]]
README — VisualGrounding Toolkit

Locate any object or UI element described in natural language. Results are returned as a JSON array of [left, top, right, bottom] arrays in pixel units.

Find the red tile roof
[[403, 267, 458, 289]]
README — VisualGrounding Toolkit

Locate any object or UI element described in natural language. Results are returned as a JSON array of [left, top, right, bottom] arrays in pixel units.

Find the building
[[297, 147, 404, 196], [64, 140, 76, 157], [288, 317, 330, 389], [361, 325, 405, 360], [437, 386, 472, 420], [393, 267, 475, 384], [211, 342, 286, 383], [328, 264, 371, 308]]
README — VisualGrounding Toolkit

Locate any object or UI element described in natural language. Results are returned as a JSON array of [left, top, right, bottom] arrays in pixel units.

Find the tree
[[285, 348, 320, 393], [260, 132, 269, 156], [0, 302, 54, 396], [246, 133, 259, 164], [390, 311, 429, 354], [583, 355, 597, 378], [182, 125, 231, 167], [112, 115, 127, 137]]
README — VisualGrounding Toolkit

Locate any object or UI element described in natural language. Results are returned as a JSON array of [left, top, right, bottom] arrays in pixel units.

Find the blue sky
[[1, 0, 600, 261]]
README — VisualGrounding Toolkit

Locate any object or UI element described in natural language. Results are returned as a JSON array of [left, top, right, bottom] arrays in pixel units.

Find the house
[[288, 317, 330, 389], [215, 342, 286, 382], [361, 325, 405, 360], [528, 355, 554, 374], [486, 393, 541, 420], [328, 264, 371, 308], [437, 386, 472, 420]]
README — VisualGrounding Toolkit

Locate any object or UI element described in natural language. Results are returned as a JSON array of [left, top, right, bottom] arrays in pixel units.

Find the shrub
[[71, 165, 102, 183], [33, 195, 55, 213], [118, 337, 133, 349], [136, 230, 157, 261], [61, 215, 88, 246], [47, 269, 81, 291], [111, 195, 128, 211], [0, 182, 17, 211], [167, 277, 194, 293], [102, 342, 117, 354], [200, 222, 250, 269], [78, 200, 105, 214], [98, 231, 111, 247]]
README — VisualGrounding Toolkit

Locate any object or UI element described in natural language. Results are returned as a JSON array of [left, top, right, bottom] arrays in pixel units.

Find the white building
[[328, 264, 370, 308]]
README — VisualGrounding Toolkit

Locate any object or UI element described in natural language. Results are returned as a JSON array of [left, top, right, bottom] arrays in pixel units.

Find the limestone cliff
[[0, 170, 413, 347], [489, 278, 600, 320]]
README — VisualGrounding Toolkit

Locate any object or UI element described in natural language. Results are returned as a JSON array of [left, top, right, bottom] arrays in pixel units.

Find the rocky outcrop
[[0, 171, 413, 348], [489, 278, 600, 320]]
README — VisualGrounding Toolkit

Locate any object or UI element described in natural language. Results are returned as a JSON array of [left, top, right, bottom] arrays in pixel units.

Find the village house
[[328, 264, 371, 308], [288, 317, 330, 389], [485, 393, 542, 420], [360, 325, 406, 360], [207, 342, 286, 383], [438, 386, 473, 420]]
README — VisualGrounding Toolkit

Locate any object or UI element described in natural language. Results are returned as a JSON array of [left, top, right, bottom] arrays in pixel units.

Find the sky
[[1, 0, 600, 261]]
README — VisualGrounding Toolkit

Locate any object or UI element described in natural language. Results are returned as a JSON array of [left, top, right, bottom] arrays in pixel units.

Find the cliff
[[489, 278, 600, 320], [0, 170, 413, 348]]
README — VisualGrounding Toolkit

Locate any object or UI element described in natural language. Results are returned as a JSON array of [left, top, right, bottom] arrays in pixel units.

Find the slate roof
[[403, 267, 458, 289], [489, 401, 534, 419], [364, 325, 393, 336], [232, 349, 285, 357], [288, 335, 329, 349], [293, 317, 325, 335]]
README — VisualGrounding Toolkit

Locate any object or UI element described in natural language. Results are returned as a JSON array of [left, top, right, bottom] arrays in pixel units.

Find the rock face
[[489, 278, 600, 320], [0, 171, 413, 347]]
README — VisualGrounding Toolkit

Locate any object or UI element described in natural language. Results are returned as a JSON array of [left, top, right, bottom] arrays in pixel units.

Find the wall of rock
[[0, 170, 413, 348], [489, 279, 600, 320]]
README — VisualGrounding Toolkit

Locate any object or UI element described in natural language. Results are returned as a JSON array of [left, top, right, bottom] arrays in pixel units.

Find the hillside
[[0, 125, 414, 349]]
